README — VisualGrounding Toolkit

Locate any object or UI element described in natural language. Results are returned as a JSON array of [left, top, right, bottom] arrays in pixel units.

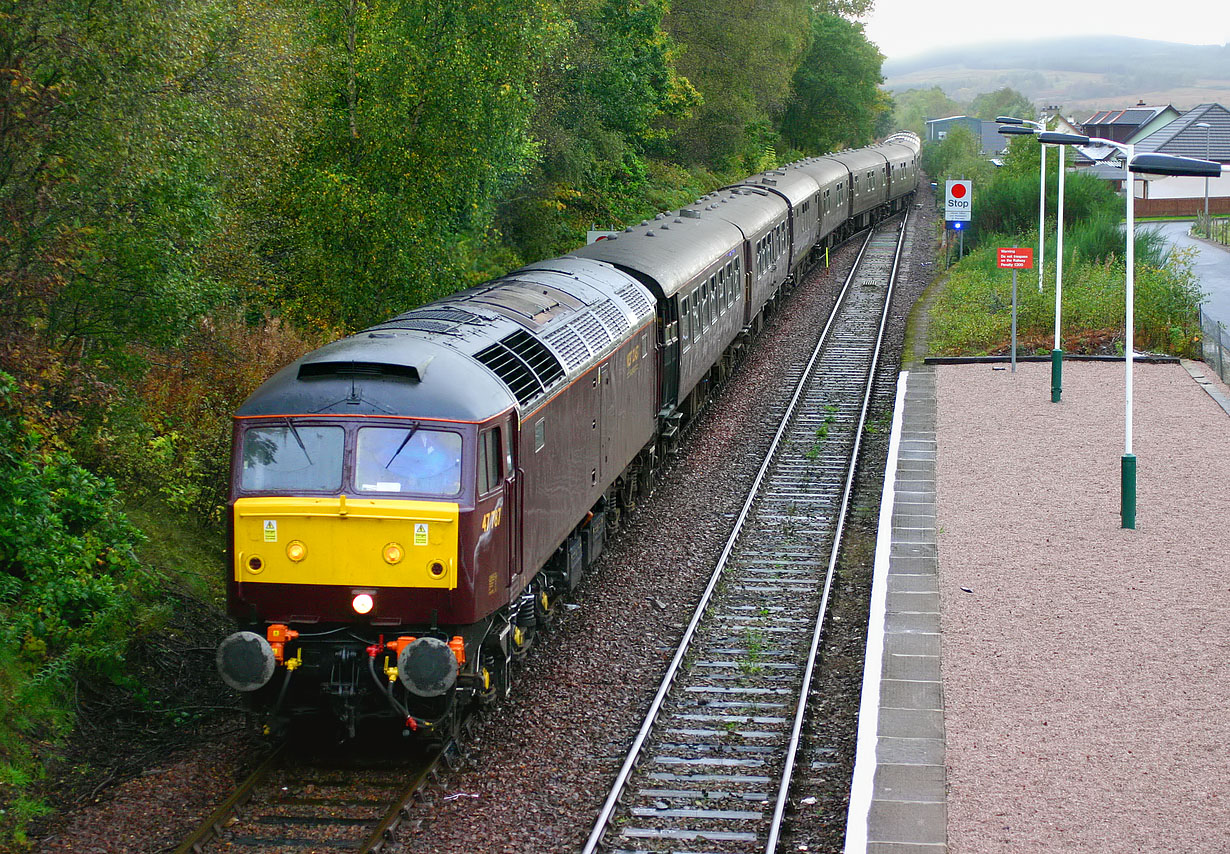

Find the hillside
[[883, 36, 1230, 113]]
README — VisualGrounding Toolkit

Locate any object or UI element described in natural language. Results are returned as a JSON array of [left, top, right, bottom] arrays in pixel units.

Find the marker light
[[286, 540, 307, 562], [246, 555, 264, 574], [428, 560, 446, 578], [352, 593, 375, 614], [383, 542, 404, 565]]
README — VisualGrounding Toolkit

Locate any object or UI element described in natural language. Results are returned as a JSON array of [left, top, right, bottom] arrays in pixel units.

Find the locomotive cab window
[[478, 428, 503, 494], [241, 424, 344, 492], [356, 426, 462, 496]]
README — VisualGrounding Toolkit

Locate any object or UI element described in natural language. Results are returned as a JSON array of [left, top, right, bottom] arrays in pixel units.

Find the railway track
[[582, 215, 908, 854], [171, 735, 445, 854]]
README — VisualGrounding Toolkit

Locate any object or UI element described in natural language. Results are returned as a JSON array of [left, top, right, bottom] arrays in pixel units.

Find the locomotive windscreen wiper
[[284, 417, 312, 464], [385, 422, 420, 468]]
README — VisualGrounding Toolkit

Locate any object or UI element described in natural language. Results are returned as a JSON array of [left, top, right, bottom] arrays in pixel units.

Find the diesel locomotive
[[216, 133, 920, 738]]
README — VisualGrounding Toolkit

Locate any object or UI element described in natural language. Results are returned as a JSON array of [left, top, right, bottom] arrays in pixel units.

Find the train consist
[[216, 133, 920, 738]]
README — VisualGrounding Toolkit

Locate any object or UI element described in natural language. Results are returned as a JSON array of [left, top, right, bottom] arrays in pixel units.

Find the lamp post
[[1024, 130, 1085, 402], [1195, 121, 1212, 220], [997, 115, 1049, 293], [1039, 133, 1222, 528]]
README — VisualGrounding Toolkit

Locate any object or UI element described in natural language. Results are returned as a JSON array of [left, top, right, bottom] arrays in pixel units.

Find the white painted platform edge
[[843, 370, 909, 853]]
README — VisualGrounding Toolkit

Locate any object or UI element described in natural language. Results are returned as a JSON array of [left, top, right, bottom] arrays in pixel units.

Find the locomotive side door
[[477, 417, 517, 606], [500, 415, 520, 588]]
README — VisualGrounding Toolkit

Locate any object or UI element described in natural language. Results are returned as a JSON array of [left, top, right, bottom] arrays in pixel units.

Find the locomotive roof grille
[[573, 312, 612, 353], [543, 326, 591, 371], [474, 329, 565, 407], [591, 300, 631, 337], [616, 283, 654, 317]]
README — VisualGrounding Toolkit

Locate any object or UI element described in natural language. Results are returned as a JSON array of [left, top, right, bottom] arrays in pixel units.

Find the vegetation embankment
[[921, 125, 1203, 358], [0, 0, 894, 843]]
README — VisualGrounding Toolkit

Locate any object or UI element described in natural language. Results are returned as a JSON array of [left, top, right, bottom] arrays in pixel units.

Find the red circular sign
[[951, 183, 967, 198]]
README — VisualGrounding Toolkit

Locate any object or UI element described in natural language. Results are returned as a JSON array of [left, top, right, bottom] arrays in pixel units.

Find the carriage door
[[659, 301, 679, 410], [597, 362, 615, 482]]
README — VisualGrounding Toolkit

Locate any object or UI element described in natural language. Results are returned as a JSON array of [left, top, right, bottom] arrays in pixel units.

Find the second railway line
[[583, 218, 908, 854]]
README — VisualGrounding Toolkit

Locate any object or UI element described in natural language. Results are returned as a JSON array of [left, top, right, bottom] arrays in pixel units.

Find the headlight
[[352, 592, 374, 614]]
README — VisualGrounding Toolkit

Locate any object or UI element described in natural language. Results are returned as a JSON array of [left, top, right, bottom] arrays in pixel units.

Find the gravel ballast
[[936, 361, 1230, 853]]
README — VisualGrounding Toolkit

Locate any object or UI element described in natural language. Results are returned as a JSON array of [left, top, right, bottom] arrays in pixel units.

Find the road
[[1148, 220, 1230, 328]]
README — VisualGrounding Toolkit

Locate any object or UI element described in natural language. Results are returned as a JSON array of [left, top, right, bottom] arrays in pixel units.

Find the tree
[[781, 12, 887, 154], [920, 125, 993, 185], [0, 0, 239, 362], [969, 87, 1034, 122], [269, 0, 564, 330], [495, 0, 700, 260], [891, 86, 961, 136], [664, 0, 810, 167]]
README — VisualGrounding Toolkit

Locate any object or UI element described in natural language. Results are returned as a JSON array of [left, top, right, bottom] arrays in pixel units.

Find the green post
[[1050, 348, 1063, 402], [1121, 453, 1137, 530]]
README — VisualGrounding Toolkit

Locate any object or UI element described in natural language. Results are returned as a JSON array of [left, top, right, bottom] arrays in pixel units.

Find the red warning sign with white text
[[997, 247, 1034, 269]]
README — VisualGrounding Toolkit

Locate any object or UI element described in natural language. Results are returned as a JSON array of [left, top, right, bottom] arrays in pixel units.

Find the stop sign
[[945, 180, 972, 222]]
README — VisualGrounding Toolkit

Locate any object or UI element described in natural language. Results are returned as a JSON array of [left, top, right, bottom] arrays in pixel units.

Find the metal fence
[[1194, 214, 1230, 247], [1200, 308, 1230, 384]]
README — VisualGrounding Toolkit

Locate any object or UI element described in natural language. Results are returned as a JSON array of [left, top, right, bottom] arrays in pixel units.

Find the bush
[[0, 372, 158, 842], [928, 244, 1202, 357]]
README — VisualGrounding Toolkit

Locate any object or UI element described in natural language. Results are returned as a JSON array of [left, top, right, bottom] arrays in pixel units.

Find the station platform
[[844, 358, 1230, 853]]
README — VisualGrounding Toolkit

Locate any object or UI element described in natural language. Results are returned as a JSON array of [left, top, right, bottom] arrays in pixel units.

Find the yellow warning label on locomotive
[[233, 497, 458, 589]]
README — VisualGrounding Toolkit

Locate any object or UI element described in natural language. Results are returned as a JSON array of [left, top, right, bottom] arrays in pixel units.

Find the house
[[1131, 103, 1230, 216], [1070, 102, 1181, 176], [925, 116, 1010, 156], [1081, 102, 1181, 144]]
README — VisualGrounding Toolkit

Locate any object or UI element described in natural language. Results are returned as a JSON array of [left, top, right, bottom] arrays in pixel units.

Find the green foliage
[[891, 86, 961, 136], [920, 126, 993, 187], [0, 0, 240, 355], [495, 0, 702, 259], [968, 87, 1034, 121], [928, 241, 1201, 357], [0, 371, 159, 841], [665, 0, 810, 168], [781, 12, 887, 154], [268, 0, 565, 330]]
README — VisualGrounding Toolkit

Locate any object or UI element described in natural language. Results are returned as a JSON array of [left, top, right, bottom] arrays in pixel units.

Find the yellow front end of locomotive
[[233, 496, 458, 589]]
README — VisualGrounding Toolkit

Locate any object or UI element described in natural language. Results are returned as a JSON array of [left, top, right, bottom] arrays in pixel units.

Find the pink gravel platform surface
[[935, 361, 1230, 853]]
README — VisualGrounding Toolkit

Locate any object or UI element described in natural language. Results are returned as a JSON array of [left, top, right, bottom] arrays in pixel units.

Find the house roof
[[1083, 105, 1174, 128], [1133, 103, 1230, 161]]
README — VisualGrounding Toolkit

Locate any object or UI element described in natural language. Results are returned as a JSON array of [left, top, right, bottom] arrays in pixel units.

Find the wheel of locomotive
[[533, 578, 556, 634], [477, 642, 507, 705]]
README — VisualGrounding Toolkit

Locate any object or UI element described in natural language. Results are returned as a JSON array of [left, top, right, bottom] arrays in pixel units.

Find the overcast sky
[[863, 0, 1230, 60]]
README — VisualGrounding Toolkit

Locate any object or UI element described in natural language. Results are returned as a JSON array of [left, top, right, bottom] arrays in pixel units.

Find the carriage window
[[478, 428, 502, 494], [707, 276, 716, 324], [680, 296, 691, 345], [241, 424, 344, 492], [355, 427, 462, 496]]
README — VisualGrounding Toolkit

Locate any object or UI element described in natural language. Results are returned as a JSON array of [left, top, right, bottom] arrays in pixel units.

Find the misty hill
[[883, 36, 1230, 114]]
